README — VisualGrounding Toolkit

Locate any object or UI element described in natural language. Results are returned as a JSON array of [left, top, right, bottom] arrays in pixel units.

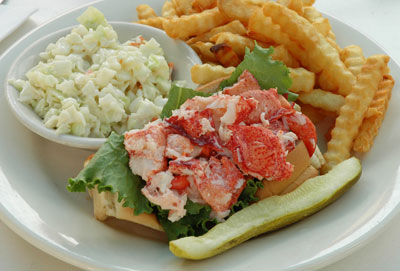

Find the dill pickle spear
[[169, 157, 362, 260]]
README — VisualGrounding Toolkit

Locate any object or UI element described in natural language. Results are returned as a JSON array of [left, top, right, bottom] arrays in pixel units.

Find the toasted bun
[[84, 155, 163, 231], [255, 141, 319, 199], [88, 188, 163, 231], [85, 141, 320, 231]]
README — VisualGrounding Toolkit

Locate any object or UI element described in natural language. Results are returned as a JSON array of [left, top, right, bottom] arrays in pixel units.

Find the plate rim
[[0, 6, 38, 43], [1, 2, 400, 271]]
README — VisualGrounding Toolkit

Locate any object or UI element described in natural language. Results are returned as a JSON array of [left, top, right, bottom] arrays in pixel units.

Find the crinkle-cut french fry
[[192, 0, 217, 12], [270, 45, 300, 68], [136, 4, 157, 20], [263, 2, 354, 95], [186, 20, 247, 45], [277, 0, 304, 16], [247, 0, 269, 5], [218, 0, 265, 24], [248, 9, 309, 66], [191, 64, 235, 84], [340, 45, 366, 76], [210, 32, 255, 57], [302, 5, 319, 16], [210, 43, 242, 67], [326, 30, 340, 52], [288, 67, 315, 93], [298, 88, 345, 112], [163, 8, 229, 40], [322, 55, 389, 173], [190, 42, 218, 63], [312, 20, 330, 37], [301, 0, 315, 6], [136, 17, 168, 30], [303, 6, 330, 36], [353, 74, 394, 152], [246, 30, 275, 47], [172, 0, 195, 15], [317, 70, 338, 92], [326, 36, 340, 52], [311, 24, 340, 52], [327, 30, 336, 40], [162, 1, 178, 18], [364, 66, 391, 119]]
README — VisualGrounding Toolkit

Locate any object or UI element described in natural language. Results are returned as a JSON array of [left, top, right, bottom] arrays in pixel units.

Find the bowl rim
[[5, 21, 201, 150]]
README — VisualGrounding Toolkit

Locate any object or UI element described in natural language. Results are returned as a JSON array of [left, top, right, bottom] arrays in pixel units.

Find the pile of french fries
[[134, 0, 395, 173]]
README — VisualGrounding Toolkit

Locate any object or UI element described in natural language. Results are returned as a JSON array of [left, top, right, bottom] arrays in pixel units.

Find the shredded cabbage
[[9, 7, 173, 137]]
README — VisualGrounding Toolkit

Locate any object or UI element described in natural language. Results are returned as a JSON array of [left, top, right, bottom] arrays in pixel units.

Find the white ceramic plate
[[0, 4, 37, 42], [1, 1, 400, 271]]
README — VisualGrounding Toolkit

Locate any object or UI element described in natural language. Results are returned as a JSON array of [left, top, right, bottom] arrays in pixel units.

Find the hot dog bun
[[88, 187, 163, 231]]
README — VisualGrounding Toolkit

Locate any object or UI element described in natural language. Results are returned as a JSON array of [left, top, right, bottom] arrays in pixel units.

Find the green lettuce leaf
[[231, 179, 264, 214], [155, 200, 217, 241], [220, 44, 297, 101], [160, 85, 212, 119], [67, 132, 153, 215]]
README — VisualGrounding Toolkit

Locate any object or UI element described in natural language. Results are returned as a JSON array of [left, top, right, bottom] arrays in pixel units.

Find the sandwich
[[68, 44, 326, 251]]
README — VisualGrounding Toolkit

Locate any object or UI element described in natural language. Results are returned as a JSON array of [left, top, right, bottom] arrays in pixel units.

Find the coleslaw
[[9, 7, 172, 137]]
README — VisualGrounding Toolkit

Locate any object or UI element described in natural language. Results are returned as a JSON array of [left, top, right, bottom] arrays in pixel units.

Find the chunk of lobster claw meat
[[240, 89, 292, 124], [169, 157, 246, 220], [165, 134, 203, 159], [194, 156, 246, 220], [282, 112, 317, 156], [166, 108, 223, 151], [124, 120, 168, 181], [222, 70, 261, 95], [227, 125, 293, 181], [141, 171, 187, 222]]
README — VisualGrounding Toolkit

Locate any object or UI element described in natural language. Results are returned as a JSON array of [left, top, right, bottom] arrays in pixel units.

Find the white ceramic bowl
[[5, 22, 201, 150]]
